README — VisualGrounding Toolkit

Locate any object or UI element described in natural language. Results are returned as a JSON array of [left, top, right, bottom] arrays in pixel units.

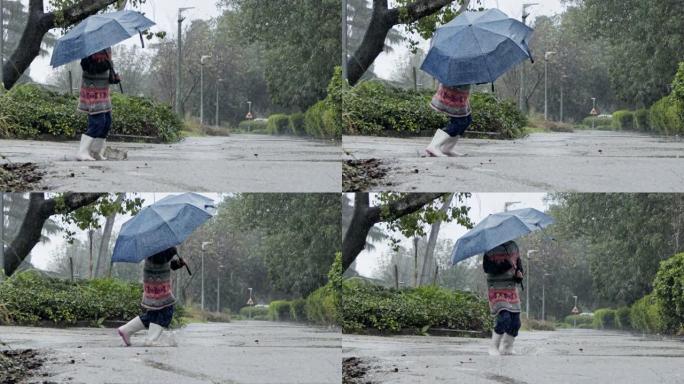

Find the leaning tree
[[347, 0, 471, 85], [1, 0, 142, 89]]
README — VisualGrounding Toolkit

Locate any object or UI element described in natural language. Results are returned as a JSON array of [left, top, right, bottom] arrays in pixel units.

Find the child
[[426, 83, 473, 157], [76, 47, 121, 161], [117, 247, 187, 347], [483, 240, 524, 355]]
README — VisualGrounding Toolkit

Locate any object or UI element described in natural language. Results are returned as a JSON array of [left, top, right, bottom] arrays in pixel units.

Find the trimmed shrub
[[615, 307, 631, 329], [633, 109, 650, 131], [288, 113, 306, 135], [671, 62, 684, 105], [267, 114, 290, 135], [630, 294, 664, 334], [268, 300, 292, 321], [612, 110, 634, 130], [581, 115, 613, 130], [0, 270, 188, 326], [239, 306, 269, 320], [342, 279, 492, 334], [304, 252, 341, 326], [289, 299, 307, 321], [343, 81, 526, 139], [0, 84, 183, 142], [592, 308, 617, 329], [238, 119, 268, 133], [523, 318, 556, 331], [304, 100, 327, 137], [564, 314, 594, 327], [652, 253, 684, 333], [649, 95, 683, 135]]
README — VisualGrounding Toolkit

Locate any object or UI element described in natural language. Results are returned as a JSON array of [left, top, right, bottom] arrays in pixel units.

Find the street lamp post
[[519, 3, 539, 113], [247, 287, 253, 319], [591, 97, 597, 129], [341, 0, 348, 80], [526, 249, 538, 319], [216, 263, 223, 313], [544, 51, 557, 121], [176, 7, 194, 116], [504, 201, 521, 212], [201, 241, 213, 311], [572, 295, 578, 327], [542, 272, 552, 321], [200, 55, 212, 126], [215, 79, 224, 128]]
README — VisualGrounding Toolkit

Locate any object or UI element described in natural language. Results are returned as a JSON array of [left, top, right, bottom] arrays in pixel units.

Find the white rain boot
[[76, 135, 96, 161], [425, 129, 450, 157], [441, 136, 464, 157], [500, 333, 516, 355], [117, 317, 145, 347], [91, 138, 107, 161], [489, 332, 503, 356], [145, 323, 164, 347]]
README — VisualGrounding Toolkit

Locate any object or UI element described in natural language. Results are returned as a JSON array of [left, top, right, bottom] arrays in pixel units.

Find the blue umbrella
[[451, 208, 553, 264], [421, 9, 534, 86], [50, 10, 155, 68], [111, 193, 216, 263]]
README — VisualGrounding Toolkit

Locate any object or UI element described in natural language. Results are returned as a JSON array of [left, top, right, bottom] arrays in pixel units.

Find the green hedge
[[653, 253, 684, 333], [341, 280, 491, 334], [238, 305, 269, 320], [267, 114, 290, 135], [592, 308, 617, 329], [289, 298, 307, 321], [304, 100, 328, 137], [612, 110, 634, 130], [268, 300, 292, 321], [0, 84, 182, 142], [342, 80, 526, 139], [581, 116, 613, 130], [289, 113, 305, 135], [615, 307, 631, 329], [0, 270, 166, 326], [238, 119, 268, 133], [564, 314, 594, 327], [633, 109, 650, 131], [649, 95, 683, 135], [630, 294, 664, 334]]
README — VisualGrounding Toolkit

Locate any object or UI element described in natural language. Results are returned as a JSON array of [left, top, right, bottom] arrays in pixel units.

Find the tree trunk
[[347, 0, 470, 85], [95, 193, 123, 278], [2, 0, 119, 89], [342, 193, 445, 271], [418, 193, 453, 285], [3, 193, 104, 276]]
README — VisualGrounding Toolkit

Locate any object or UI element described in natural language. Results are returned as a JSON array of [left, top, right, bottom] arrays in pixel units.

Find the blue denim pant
[[441, 114, 473, 137], [85, 111, 112, 139], [140, 305, 174, 328], [494, 310, 521, 337]]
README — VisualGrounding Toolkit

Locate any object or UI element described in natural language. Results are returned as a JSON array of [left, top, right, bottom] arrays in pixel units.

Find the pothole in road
[[0, 163, 44, 191], [343, 159, 388, 192], [0, 349, 45, 384], [343, 356, 374, 384]]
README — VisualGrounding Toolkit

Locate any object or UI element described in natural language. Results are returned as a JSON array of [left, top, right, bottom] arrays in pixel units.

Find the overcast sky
[[353, 193, 550, 278], [29, 192, 221, 271], [17, 0, 568, 83]]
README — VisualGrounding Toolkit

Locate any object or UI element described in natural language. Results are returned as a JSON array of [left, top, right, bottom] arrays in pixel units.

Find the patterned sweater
[[78, 50, 113, 115], [430, 84, 472, 117], [142, 248, 178, 310], [483, 241, 523, 316]]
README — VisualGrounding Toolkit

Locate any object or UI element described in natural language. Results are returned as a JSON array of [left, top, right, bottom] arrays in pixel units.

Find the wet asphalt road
[[342, 328, 684, 384], [0, 321, 341, 384], [342, 130, 684, 192], [0, 134, 341, 192]]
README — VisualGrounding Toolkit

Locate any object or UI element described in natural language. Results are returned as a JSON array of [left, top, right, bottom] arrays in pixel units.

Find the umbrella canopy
[[451, 208, 553, 264], [421, 8, 534, 86], [111, 193, 216, 263], [50, 10, 155, 68]]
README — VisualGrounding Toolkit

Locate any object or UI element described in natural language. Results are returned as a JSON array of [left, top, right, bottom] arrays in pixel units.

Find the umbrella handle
[[139, 31, 145, 49]]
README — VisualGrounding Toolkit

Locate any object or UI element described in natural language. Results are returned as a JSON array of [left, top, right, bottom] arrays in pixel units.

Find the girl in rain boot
[[483, 241, 524, 356], [425, 83, 473, 157], [118, 247, 187, 347], [76, 47, 121, 161]]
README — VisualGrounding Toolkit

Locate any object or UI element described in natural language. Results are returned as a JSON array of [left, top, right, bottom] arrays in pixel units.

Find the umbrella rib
[[467, 26, 494, 83]]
